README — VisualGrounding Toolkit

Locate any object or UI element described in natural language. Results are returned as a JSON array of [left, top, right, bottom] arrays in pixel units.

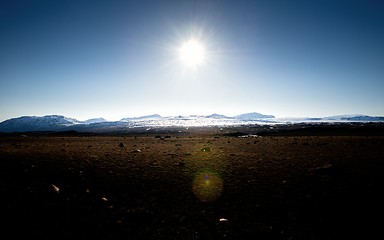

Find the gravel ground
[[1, 124, 384, 239]]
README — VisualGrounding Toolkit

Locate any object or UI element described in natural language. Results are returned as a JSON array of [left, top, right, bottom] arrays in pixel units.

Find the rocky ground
[[1, 124, 384, 239]]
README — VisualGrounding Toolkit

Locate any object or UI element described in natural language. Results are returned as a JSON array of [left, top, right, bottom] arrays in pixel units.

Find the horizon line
[[2, 112, 384, 123]]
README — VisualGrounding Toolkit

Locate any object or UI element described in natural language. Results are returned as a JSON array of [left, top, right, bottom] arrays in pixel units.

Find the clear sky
[[1, 0, 383, 122]]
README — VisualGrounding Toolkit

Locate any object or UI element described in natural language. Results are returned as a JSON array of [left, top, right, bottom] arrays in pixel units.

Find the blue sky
[[1, 0, 383, 121]]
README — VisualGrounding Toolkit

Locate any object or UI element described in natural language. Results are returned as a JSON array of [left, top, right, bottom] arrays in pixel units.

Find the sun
[[179, 39, 206, 67]]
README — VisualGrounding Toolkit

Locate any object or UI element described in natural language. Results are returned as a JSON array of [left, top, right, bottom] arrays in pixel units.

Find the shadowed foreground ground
[[1, 124, 384, 239]]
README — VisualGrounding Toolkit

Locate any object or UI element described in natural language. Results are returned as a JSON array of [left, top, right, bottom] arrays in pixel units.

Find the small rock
[[176, 161, 185, 167], [308, 163, 338, 175], [51, 184, 60, 193], [200, 147, 210, 152]]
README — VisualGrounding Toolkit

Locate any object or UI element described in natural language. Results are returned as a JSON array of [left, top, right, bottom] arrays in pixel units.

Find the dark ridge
[[259, 123, 384, 136], [0, 130, 98, 137], [222, 131, 249, 137], [48, 130, 98, 136], [1, 122, 383, 137]]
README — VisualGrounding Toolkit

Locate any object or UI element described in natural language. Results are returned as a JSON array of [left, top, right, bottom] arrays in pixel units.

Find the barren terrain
[[1, 124, 384, 239]]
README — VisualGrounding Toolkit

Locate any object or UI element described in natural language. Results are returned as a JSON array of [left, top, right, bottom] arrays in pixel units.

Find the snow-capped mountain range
[[0, 113, 383, 133]]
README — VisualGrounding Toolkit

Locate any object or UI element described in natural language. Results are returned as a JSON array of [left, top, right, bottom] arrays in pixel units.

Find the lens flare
[[192, 170, 223, 202]]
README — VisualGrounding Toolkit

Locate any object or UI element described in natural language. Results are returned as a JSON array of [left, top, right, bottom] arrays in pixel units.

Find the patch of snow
[[83, 118, 107, 124]]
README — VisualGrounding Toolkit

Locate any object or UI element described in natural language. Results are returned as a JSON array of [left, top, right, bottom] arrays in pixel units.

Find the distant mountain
[[0, 113, 383, 133], [205, 114, 231, 119], [234, 112, 275, 120], [323, 115, 384, 122], [121, 114, 162, 121], [0, 115, 81, 132], [83, 118, 107, 124]]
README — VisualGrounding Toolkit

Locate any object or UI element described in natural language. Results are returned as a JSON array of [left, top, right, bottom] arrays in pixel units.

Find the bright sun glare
[[179, 39, 205, 67]]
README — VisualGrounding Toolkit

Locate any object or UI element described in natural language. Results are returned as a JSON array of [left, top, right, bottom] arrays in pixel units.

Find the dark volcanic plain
[[1, 123, 384, 239]]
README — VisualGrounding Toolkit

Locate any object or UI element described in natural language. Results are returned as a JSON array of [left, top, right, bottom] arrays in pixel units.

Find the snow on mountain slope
[[205, 114, 232, 119], [0, 115, 81, 132], [120, 114, 162, 121], [83, 118, 108, 124], [233, 112, 275, 120], [323, 115, 384, 121], [0, 113, 383, 132]]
